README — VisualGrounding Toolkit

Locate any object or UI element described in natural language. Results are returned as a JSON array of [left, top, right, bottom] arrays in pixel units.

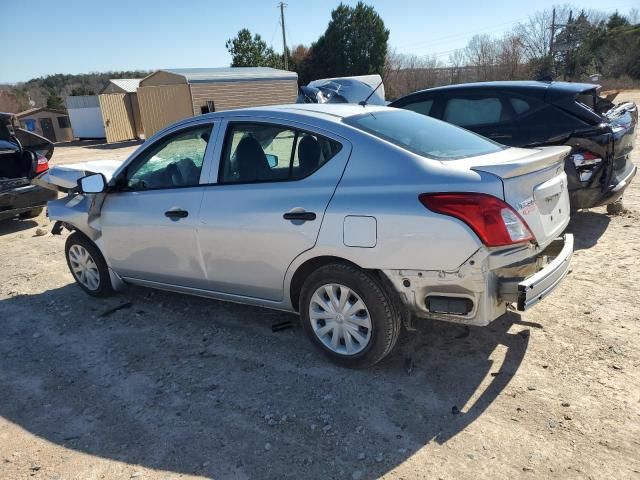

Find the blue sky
[[1, 0, 637, 83]]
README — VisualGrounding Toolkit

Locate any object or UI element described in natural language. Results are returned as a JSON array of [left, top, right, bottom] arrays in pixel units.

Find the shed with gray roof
[[137, 67, 298, 137], [99, 78, 144, 143]]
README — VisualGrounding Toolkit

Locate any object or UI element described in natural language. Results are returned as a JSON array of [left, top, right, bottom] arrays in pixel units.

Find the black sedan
[[1, 112, 57, 222], [390, 81, 637, 211]]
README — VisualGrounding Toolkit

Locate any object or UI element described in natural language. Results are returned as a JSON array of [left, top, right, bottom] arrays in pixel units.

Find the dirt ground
[[1, 93, 639, 480]]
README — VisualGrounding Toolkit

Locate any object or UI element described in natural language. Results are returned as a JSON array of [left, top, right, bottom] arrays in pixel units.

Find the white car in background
[[36, 104, 573, 367]]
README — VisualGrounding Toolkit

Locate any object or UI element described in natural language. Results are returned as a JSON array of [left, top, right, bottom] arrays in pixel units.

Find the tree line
[[0, 71, 149, 113], [226, 3, 640, 99], [1, 2, 638, 113]]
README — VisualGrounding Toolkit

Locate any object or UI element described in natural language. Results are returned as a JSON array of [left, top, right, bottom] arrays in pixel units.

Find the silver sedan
[[38, 104, 573, 367]]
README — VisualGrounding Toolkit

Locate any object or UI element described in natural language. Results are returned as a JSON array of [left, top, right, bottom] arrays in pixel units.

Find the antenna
[[358, 80, 384, 107]]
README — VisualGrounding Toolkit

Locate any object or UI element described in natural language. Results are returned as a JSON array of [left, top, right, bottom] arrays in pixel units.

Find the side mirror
[[78, 173, 106, 194], [265, 154, 278, 168]]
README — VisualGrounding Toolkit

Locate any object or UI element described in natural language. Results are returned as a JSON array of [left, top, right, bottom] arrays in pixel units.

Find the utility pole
[[549, 7, 556, 57], [279, 2, 288, 70]]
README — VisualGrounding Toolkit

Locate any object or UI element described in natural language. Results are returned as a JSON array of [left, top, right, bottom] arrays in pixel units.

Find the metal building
[[137, 67, 298, 138], [65, 95, 106, 139], [99, 79, 143, 143]]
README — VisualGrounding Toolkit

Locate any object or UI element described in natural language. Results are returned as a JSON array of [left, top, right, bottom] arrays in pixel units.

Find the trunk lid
[[32, 160, 122, 192], [449, 146, 571, 248]]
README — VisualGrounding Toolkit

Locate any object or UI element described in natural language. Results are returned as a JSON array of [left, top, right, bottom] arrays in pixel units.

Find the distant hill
[[0, 70, 150, 113]]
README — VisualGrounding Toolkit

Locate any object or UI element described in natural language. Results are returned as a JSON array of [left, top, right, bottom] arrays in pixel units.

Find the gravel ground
[[0, 93, 639, 480]]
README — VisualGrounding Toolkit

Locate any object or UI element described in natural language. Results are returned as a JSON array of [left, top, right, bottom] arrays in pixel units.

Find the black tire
[[65, 232, 115, 297], [299, 263, 401, 368], [19, 207, 43, 219]]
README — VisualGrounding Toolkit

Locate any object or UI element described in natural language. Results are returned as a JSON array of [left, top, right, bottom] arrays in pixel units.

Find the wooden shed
[[99, 78, 143, 143], [15, 107, 74, 143], [137, 67, 298, 138]]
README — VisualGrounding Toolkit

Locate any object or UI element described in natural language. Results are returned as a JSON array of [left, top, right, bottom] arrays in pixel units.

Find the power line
[[396, 15, 529, 50]]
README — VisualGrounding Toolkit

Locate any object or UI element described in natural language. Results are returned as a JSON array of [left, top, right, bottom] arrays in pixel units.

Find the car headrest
[[298, 135, 321, 175], [236, 136, 270, 181]]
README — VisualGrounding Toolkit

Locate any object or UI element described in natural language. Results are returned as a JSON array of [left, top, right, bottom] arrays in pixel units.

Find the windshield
[[343, 109, 504, 160]]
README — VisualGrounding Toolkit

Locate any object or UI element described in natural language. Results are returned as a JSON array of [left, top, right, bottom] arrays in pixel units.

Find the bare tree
[[496, 33, 525, 79], [448, 49, 466, 84], [515, 5, 571, 60], [465, 34, 498, 81]]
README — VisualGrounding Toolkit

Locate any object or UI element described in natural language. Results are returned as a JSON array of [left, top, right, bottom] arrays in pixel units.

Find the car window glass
[[510, 98, 530, 115], [126, 126, 211, 190], [402, 99, 434, 116], [444, 97, 502, 126], [220, 123, 341, 183], [344, 110, 503, 160]]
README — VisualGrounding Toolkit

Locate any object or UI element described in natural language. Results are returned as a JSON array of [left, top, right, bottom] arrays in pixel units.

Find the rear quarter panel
[[311, 136, 504, 271]]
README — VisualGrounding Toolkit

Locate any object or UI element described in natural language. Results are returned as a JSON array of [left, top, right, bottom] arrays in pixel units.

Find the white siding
[[67, 107, 106, 138]]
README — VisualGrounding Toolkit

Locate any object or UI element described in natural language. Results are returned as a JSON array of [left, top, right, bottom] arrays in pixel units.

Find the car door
[[196, 118, 351, 301], [99, 121, 216, 287], [440, 91, 519, 145]]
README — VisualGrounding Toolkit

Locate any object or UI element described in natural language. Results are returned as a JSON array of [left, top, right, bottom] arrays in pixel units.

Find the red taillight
[[34, 155, 49, 174], [570, 150, 602, 182], [419, 193, 534, 247]]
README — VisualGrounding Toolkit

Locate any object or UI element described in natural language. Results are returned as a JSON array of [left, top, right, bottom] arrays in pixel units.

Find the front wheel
[[299, 263, 401, 368], [65, 232, 114, 297]]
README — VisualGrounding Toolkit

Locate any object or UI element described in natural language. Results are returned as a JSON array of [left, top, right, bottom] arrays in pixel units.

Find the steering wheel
[[166, 162, 184, 186]]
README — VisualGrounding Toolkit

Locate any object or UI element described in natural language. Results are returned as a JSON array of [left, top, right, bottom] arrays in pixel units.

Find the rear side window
[[219, 123, 341, 184], [509, 98, 530, 115], [443, 97, 505, 126], [344, 110, 503, 160], [402, 99, 434, 116]]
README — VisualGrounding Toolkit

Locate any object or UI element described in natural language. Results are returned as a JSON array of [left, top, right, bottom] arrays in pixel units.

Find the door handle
[[283, 211, 316, 222], [489, 133, 512, 139], [165, 209, 189, 219]]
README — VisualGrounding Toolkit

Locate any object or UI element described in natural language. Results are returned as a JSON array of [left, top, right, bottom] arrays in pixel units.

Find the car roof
[[151, 103, 393, 143], [393, 80, 598, 101], [171, 103, 390, 128]]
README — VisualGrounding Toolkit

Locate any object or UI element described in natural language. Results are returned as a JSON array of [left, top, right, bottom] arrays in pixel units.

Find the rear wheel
[[65, 232, 114, 297], [19, 207, 43, 219], [299, 263, 401, 368]]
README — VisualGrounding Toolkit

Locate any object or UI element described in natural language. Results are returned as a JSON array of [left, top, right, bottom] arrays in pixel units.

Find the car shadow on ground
[[0, 283, 532, 479], [566, 210, 611, 251], [0, 218, 38, 236]]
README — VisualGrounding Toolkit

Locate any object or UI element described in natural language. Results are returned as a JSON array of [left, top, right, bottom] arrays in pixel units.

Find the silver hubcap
[[309, 283, 372, 356], [68, 244, 100, 291]]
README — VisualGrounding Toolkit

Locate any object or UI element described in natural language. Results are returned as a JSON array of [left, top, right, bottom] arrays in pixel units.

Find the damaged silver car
[[35, 104, 573, 367]]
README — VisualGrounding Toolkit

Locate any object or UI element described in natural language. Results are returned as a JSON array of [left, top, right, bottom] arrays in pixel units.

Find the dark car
[[390, 81, 637, 211], [0, 112, 57, 222]]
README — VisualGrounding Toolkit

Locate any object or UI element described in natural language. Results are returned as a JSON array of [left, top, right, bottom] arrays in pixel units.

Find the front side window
[[343, 109, 503, 160], [125, 125, 212, 190], [443, 97, 505, 127], [219, 123, 341, 184]]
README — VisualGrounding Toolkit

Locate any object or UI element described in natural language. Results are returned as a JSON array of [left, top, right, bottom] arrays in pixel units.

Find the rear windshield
[[576, 90, 597, 111], [343, 109, 504, 160]]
